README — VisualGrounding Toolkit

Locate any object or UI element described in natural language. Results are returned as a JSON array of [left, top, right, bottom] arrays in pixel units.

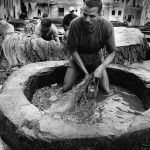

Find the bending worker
[[62, 0, 116, 95], [35, 17, 60, 44]]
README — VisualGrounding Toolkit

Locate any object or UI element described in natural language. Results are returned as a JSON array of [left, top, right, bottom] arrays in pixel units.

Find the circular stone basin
[[0, 60, 150, 150]]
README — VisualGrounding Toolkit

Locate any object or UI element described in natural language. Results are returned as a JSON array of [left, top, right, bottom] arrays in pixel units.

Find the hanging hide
[[30, 2, 36, 11], [24, 2, 29, 13]]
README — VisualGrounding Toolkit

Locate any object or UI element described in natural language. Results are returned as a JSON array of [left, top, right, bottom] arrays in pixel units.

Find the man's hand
[[94, 64, 105, 78], [85, 73, 90, 80], [94, 51, 115, 78]]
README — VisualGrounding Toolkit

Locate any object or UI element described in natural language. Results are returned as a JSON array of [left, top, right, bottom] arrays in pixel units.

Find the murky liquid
[[32, 84, 145, 125]]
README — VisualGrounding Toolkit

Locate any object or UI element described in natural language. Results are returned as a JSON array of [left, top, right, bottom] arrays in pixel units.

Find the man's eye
[[83, 13, 87, 17], [90, 15, 95, 18]]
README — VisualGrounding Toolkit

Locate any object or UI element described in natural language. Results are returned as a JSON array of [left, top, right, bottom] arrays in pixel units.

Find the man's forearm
[[94, 51, 115, 78], [72, 51, 89, 75], [100, 51, 115, 70]]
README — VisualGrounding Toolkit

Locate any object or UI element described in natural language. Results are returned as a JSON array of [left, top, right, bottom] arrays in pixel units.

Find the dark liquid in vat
[[32, 84, 145, 125]]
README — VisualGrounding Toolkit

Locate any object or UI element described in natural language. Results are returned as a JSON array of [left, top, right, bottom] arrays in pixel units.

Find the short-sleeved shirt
[[63, 14, 78, 28], [35, 21, 59, 40], [67, 16, 117, 55]]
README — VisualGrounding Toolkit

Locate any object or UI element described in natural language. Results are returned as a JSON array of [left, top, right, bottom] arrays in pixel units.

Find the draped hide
[[1, 32, 64, 68]]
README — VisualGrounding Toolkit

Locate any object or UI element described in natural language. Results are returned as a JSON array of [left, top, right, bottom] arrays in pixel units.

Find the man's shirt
[[35, 21, 59, 40], [67, 17, 117, 54], [63, 14, 78, 30]]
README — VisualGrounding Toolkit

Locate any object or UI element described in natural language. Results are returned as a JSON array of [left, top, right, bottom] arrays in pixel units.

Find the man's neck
[[86, 20, 99, 33], [70, 14, 75, 17], [86, 26, 96, 33]]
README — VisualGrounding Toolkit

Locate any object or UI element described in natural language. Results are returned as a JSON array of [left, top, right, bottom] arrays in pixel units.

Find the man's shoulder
[[64, 14, 70, 18], [98, 17, 113, 29], [63, 14, 70, 20], [71, 17, 82, 25], [74, 14, 78, 18], [98, 17, 112, 24], [65, 14, 70, 16]]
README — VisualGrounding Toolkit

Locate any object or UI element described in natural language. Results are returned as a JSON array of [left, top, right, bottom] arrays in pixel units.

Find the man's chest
[[79, 32, 103, 47]]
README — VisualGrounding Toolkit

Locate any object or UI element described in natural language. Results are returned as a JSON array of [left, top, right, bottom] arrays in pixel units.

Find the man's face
[[70, 10, 75, 16], [82, 4, 100, 30]]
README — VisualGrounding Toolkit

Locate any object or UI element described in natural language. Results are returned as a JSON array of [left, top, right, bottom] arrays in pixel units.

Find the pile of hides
[[1, 32, 65, 68], [112, 27, 150, 65]]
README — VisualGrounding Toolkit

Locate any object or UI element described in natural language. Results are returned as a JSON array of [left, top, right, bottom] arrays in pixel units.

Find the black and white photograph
[[0, 0, 150, 150]]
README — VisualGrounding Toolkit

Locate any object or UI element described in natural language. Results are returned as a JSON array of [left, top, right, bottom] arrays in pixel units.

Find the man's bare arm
[[94, 51, 115, 78], [72, 51, 89, 76]]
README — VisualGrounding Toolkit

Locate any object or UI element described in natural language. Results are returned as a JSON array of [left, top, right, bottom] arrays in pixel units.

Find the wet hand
[[85, 73, 90, 80]]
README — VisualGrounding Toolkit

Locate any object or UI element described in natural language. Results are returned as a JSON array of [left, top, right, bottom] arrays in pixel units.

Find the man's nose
[[85, 16, 90, 23]]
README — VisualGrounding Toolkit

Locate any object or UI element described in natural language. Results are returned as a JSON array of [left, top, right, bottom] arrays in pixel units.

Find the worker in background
[[62, 7, 78, 32]]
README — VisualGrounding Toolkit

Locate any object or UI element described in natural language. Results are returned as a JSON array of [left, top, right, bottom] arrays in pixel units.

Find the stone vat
[[0, 60, 150, 150]]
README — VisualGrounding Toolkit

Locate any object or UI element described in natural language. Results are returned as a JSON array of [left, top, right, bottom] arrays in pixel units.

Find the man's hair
[[84, 0, 102, 14], [41, 18, 52, 41], [42, 12, 48, 18]]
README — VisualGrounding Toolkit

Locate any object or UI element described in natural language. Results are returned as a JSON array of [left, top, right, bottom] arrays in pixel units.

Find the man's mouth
[[85, 24, 92, 27]]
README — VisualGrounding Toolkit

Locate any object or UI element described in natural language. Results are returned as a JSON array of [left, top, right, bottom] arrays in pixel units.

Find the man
[[35, 12, 60, 44], [62, 0, 116, 95], [35, 17, 60, 44], [42, 12, 48, 18], [62, 7, 78, 32], [19, 13, 28, 20]]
